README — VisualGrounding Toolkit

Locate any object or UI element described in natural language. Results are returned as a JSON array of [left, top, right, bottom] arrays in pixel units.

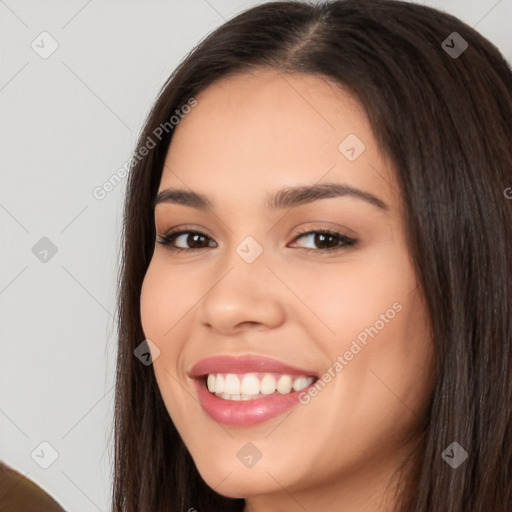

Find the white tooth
[[230, 394, 241, 400], [292, 376, 312, 391], [218, 392, 230, 399], [241, 374, 260, 396], [224, 374, 241, 395], [277, 375, 293, 394], [214, 374, 225, 394], [207, 374, 216, 392], [260, 374, 277, 395], [241, 394, 253, 401]]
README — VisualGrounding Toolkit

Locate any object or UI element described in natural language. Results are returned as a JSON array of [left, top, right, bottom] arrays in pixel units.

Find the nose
[[197, 244, 286, 335]]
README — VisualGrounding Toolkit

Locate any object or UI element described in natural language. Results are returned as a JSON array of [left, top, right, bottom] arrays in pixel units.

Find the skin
[[140, 68, 435, 512]]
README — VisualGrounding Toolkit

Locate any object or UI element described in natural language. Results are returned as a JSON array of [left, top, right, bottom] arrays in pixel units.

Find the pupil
[[316, 233, 334, 248], [189, 234, 204, 248]]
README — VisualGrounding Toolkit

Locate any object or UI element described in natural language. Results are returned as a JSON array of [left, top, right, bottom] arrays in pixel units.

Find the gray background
[[1, 0, 511, 510]]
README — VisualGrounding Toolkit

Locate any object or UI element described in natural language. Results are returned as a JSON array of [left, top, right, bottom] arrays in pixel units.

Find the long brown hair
[[112, 1, 512, 510]]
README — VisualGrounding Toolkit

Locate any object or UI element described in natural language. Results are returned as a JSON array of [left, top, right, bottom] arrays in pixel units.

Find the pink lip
[[189, 355, 318, 378], [189, 355, 318, 426]]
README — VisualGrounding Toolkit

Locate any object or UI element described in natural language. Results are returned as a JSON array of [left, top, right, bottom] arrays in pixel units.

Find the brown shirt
[[0, 462, 65, 511]]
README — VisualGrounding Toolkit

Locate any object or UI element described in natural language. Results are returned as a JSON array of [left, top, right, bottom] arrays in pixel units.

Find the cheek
[[140, 257, 195, 340], [283, 248, 416, 340], [294, 246, 433, 418], [139, 257, 207, 383], [140, 265, 162, 342], [139, 259, 188, 377], [139, 261, 199, 425]]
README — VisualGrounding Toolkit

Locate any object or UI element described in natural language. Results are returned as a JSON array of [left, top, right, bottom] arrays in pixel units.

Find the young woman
[[112, 1, 512, 511]]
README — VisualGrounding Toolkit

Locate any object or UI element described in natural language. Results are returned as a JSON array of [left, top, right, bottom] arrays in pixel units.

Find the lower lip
[[194, 378, 314, 426]]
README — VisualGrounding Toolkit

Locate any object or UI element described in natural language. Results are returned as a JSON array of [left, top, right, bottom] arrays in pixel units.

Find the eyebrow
[[153, 182, 388, 212]]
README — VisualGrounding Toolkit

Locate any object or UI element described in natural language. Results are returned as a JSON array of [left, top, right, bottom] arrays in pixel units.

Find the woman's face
[[140, 69, 435, 510]]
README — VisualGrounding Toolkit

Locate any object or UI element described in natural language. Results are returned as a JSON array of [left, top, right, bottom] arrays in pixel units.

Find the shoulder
[[0, 461, 66, 511]]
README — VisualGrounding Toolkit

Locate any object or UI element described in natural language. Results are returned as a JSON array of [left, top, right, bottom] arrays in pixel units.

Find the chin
[[194, 459, 287, 498]]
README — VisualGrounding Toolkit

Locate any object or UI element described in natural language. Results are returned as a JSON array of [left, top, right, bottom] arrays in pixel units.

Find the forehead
[[160, 68, 397, 210]]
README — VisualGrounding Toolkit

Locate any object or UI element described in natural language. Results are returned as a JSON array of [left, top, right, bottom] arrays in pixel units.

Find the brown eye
[[290, 229, 357, 253], [157, 230, 216, 252]]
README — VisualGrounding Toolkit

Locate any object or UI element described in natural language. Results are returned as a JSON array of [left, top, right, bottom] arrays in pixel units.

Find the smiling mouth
[[190, 354, 320, 424], [204, 372, 317, 401]]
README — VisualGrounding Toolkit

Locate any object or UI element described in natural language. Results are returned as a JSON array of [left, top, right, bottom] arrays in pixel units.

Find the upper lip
[[189, 355, 319, 378]]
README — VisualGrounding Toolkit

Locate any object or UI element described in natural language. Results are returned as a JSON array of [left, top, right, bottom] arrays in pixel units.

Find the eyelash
[[156, 226, 357, 254]]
